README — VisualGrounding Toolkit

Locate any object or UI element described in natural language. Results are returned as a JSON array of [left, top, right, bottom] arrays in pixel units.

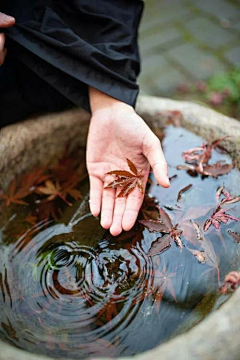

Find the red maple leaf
[[139, 206, 183, 255], [0, 179, 30, 206], [105, 158, 144, 197], [219, 271, 240, 294]]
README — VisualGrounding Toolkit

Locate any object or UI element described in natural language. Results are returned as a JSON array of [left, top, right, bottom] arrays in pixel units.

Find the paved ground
[[138, 0, 240, 96]]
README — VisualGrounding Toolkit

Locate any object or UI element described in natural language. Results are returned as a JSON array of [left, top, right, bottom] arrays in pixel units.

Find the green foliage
[[207, 67, 240, 105]]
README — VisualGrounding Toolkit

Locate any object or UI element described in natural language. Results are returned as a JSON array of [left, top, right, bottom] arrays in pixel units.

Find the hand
[[0, 12, 15, 66], [87, 87, 170, 236]]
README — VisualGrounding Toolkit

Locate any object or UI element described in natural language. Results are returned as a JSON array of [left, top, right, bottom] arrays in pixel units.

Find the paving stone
[[152, 66, 192, 94], [232, 22, 240, 32], [165, 43, 226, 80], [139, 63, 192, 95], [185, 17, 238, 49], [140, 27, 182, 54], [140, 6, 191, 33], [224, 46, 240, 65], [140, 54, 168, 74], [192, 0, 240, 21]]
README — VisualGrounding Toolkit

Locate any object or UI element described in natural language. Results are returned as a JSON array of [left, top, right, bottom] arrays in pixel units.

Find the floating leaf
[[188, 249, 207, 263], [105, 158, 144, 197], [182, 136, 228, 164], [148, 235, 171, 256], [140, 206, 183, 254], [203, 162, 234, 178], [204, 205, 240, 231], [228, 230, 240, 243], [219, 271, 240, 294], [177, 184, 192, 202]]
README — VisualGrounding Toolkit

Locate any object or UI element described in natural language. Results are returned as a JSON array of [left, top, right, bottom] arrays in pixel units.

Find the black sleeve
[[4, 0, 144, 111]]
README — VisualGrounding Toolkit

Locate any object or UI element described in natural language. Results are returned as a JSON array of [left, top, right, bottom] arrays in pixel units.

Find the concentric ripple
[[0, 218, 154, 358]]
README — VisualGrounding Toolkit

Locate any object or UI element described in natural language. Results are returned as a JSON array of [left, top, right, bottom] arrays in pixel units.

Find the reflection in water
[[0, 127, 239, 358]]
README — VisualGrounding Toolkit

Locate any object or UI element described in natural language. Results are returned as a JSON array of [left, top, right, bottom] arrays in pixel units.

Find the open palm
[[86, 104, 170, 236]]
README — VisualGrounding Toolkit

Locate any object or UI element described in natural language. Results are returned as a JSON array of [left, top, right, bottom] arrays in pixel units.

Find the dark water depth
[[0, 126, 239, 358]]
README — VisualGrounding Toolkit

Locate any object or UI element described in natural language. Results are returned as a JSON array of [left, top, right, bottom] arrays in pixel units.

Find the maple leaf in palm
[[105, 158, 144, 197], [0, 179, 30, 206], [139, 206, 183, 255]]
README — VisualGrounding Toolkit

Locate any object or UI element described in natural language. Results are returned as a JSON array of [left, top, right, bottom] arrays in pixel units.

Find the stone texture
[[185, 17, 238, 49], [140, 27, 182, 54], [139, 0, 240, 96], [224, 46, 240, 65], [0, 95, 240, 360], [192, 0, 240, 21], [164, 44, 226, 80]]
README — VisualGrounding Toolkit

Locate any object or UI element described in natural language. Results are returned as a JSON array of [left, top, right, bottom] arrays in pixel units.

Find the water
[[0, 126, 239, 358]]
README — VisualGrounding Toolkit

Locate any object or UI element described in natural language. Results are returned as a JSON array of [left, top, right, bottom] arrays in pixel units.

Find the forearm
[[89, 86, 133, 115]]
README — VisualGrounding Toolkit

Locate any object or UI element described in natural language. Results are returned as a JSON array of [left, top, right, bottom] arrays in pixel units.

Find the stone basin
[[0, 95, 240, 360]]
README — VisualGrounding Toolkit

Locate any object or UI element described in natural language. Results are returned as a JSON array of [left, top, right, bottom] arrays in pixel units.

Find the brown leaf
[[191, 220, 203, 241], [157, 206, 173, 231], [105, 159, 144, 197], [219, 271, 240, 294], [204, 205, 240, 231], [139, 219, 169, 233], [228, 230, 240, 243], [37, 180, 72, 206], [188, 249, 207, 263], [177, 184, 192, 202], [148, 235, 171, 256], [203, 162, 234, 178], [0, 179, 30, 206], [127, 158, 138, 175]]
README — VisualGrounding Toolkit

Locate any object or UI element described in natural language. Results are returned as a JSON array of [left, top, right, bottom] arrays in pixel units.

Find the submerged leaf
[[0, 179, 30, 206]]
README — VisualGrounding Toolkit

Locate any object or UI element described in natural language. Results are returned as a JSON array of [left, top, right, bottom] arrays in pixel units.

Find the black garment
[[0, 0, 144, 127]]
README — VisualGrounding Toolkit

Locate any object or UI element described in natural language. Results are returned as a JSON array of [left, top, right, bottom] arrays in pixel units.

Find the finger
[[122, 187, 144, 232], [143, 135, 170, 188], [101, 185, 115, 229], [0, 47, 7, 66], [89, 175, 102, 217], [110, 196, 126, 236], [0, 12, 15, 28], [0, 33, 5, 51]]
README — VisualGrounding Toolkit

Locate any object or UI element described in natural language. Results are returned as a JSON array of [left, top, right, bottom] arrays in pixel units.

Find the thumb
[[0, 12, 15, 28], [143, 134, 170, 188]]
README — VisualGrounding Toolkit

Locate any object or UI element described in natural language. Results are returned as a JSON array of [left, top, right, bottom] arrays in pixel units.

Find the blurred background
[[138, 0, 240, 119]]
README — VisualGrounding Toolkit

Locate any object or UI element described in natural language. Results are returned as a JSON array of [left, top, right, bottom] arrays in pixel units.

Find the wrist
[[89, 86, 133, 115]]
